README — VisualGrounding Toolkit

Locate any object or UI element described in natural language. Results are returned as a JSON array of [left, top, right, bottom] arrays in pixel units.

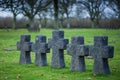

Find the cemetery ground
[[0, 29, 120, 80]]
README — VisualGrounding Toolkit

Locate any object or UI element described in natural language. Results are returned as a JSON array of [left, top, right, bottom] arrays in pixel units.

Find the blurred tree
[[38, 11, 43, 28], [20, 0, 52, 31], [75, 2, 86, 27], [107, 0, 120, 19], [53, 0, 59, 29], [0, 0, 21, 29], [41, 10, 48, 28], [59, 0, 76, 28], [59, 8, 64, 28], [77, 0, 106, 28]]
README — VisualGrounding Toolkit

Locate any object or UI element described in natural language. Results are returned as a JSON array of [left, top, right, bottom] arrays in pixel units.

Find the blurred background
[[0, 0, 120, 31]]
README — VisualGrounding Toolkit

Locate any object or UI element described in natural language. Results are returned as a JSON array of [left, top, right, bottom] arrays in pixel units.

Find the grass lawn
[[0, 29, 120, 80]]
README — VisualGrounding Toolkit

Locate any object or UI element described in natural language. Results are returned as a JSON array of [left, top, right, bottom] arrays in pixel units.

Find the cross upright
[[32, 35, 50, 66], [48, 30, 69, 68], [17, 35, 32, 64], [67, 36, 89, 72], [89, 36, 114, 74]]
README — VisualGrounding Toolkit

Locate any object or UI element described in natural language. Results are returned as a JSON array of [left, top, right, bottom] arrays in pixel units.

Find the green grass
[[0, 29, 120, 80]]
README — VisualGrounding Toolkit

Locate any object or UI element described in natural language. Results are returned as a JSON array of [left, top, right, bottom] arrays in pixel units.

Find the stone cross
[[67, 36, 89, 72], [48, 30, 69, 68], [32, 35, 50, 66], [17, 35, 32, 64], [89, 36, 114, 74]]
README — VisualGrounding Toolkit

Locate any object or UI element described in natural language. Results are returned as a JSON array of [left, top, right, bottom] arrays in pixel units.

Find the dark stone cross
[[32, 35, 50, 66], [48, 30, 69, 68], [89, 36, 114, 74], [67, 36, 89, 72], [17, 35, 32, 64]]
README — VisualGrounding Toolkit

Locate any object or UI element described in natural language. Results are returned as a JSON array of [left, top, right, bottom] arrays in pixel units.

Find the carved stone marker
[[17, 35, 32, 64], [32, 35, 50, 66], [67, 36, 89, 72], [89, 36, 114, 74], [48, 30, 68, 68]]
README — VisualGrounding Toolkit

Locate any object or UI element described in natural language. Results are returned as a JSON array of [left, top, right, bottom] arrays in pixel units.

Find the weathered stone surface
[[48, 30, 68, 68], [17, 35, 32, 64], [67, 36, 89, 72], [32, 35, 50, 66], [89, 36, 114, 74]]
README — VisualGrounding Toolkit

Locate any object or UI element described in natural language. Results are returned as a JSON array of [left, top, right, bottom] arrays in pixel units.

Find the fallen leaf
[[5, 77, 8, 80], [0, 59, 5, 62], [88, 77, 92, 80], [49, 78, 53, 80], [93, 73, 96, 77], [16, 74, 21, 79], [60, 76, 66, 78]]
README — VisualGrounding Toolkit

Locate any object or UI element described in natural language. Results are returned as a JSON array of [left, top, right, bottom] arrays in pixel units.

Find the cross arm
[[57, 39, 69, 49], [40, 43, 50, 53], [102, 46, 114, 58], [17, 41, 32, 51], [31, 43, 36, 52], [32, 43, 50, 53], [48, 38, 52, 49], [67, 44, 76, 55], [76, 45, 89, 56], [89, 46, 95, 57]]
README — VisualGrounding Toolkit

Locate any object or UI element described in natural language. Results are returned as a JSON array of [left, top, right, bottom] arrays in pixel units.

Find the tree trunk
[[66, 13, 70, 28], [39, 14, 42, 28], [29, 19, 34, 28], [95, 18, 99, 28], [54, 18, 59, 29], [91, 20, 95, 28], [28, 18, 34, 32], [13, 15, 17, 29], [118, 13, 120, 19], [90, 14, 95, 28], [60, 18, 63, 28], [44, 17, 48, 28], [54, 0, 59, 29]]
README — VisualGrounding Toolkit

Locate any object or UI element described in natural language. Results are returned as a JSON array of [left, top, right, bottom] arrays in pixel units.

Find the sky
[[0, 6, 115, 19], [0, 11, 23, 18], [0, 6, 89, 19]]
